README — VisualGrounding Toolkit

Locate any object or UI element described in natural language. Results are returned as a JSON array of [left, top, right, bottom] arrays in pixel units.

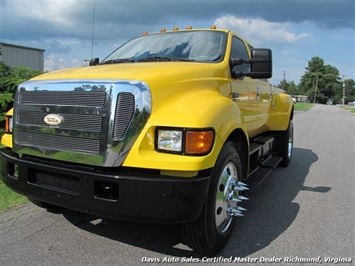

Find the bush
[[0, 62, 43, 132]]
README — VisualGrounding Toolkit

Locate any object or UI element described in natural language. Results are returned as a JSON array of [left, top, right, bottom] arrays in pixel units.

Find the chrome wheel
[[215, 162, 248, 233], [276, 119, 294, 166], [287, 121, 294, 160]]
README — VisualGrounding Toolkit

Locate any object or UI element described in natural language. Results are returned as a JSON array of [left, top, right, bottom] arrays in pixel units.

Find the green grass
[[294, 102, 315, 111], [0, 143, 29, 211], [0, 181, 29, 211], [341, 106, 355, 113]]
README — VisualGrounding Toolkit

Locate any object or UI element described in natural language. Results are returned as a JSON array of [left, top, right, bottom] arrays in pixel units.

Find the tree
[[4, 66, 42, 93], [0, 62, 15, 112], [298, 56, 342, 104], [342, 79, 355, 103], [276, 80, 298, 95], [1, 64, 42, 105], [0, 62, 43, 133], [0, 62, 13, 89]]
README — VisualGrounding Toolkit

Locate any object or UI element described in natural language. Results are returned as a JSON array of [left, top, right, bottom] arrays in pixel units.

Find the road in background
[[0, 105, 354, 265]]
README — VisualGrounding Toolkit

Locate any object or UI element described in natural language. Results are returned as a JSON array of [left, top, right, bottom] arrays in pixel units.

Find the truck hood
[[33, 62, 228, 89], [32, 62, 231, 126]]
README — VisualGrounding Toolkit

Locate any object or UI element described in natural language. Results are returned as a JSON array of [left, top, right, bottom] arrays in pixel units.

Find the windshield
[[101, 30, 227, 64]]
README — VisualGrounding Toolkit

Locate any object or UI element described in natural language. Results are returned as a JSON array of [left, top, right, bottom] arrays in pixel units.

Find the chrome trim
[[13, 79, 151, 167], [215, 163, 249, 233]]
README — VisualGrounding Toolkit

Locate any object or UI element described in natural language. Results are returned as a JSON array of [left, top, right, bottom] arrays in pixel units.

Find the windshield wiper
[[136, 56, 195, 62], [101, 58, 135, 65], [101, 57, 195, 64]]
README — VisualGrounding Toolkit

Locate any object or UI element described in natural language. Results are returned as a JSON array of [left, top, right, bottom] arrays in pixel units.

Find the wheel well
[[226, 129, 249, 179], [290, 105, 294, 120]]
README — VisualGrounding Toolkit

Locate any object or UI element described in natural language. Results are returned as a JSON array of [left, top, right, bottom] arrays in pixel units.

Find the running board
[[261, 155, 283, 168], [247, 155, 283, 185], [247, 167, 272, 185]]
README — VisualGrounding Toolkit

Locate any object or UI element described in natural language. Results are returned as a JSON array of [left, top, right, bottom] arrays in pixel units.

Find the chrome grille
[[18, 111, 103, 132], [14, 79, 151, 167], [113, 92, 135, 140], [16, 131, 100, 154], [20, 91, 106, 106]]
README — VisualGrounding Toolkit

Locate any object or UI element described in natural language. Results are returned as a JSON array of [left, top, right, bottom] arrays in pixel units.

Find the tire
[[181, 141, 248, 255], [27, 197, 63, 213], [275, 120, 294, 166]]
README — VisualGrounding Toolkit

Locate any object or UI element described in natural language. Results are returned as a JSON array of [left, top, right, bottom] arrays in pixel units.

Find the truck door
[[248, 45, 272, 132], [255, 78, 272, 132], [229, 36, 260, 138]]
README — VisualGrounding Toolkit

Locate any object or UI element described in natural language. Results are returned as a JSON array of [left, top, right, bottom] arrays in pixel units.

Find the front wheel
[[181, 141, 248, 255]]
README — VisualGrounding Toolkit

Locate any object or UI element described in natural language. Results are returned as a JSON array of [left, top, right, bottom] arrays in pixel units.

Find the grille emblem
[[44, 114, 63, 126]]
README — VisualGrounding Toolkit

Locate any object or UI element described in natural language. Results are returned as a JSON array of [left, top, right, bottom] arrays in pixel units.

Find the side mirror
[[231, 48, 272, 79], [89, 57, 100, 66]]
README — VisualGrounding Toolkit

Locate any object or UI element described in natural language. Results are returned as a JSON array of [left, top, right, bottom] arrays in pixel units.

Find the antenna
[[91, 4, 96, 59]]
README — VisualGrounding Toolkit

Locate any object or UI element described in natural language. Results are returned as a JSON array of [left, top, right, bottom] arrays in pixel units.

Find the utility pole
[[282, 70, 286, 90], [342, 75, 346, 105], [313, 74, 318, 104]]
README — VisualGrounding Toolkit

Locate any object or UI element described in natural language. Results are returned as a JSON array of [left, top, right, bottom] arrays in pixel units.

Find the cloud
[[214, 15, 312, 47], [1, 0, 353, 83], [44, 53, 81, 72], [262, 0, 354, 30], [1, 0, 352, 43], [48, 40, 71, 54]]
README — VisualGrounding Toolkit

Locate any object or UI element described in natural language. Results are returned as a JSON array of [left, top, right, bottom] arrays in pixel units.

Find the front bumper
[[0, 148, 210, 223]]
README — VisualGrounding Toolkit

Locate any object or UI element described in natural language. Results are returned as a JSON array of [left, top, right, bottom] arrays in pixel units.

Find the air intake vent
[[20, 91, 106, 106], [113, 92, 135, 140], [16, 131, 100, 154], [18, 110, 103, 132]]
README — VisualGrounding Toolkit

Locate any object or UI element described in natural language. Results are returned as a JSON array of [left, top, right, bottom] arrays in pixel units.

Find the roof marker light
[[173, 26, 179, 31], [160, 28, 166, 32], [186, 26, 193, 30], [143, 32, 148, 36], [210, 25, 217, 29]]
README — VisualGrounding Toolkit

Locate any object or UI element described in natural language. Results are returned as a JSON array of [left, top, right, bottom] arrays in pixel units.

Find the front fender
[[1, 108, 13, 148], [122, 91, 247, 174], [268, 93, 294, 131], [1, 134, 12, 148]]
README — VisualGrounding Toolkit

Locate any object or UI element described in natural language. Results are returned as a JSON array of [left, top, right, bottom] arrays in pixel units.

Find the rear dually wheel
[[275, 120, 294, 166]]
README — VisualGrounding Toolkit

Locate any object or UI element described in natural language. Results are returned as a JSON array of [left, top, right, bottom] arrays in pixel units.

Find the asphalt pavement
[[0, 104, 354, 265]]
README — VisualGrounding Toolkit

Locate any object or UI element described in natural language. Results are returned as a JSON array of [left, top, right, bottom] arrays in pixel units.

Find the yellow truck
[[0, 27, 293, 254]]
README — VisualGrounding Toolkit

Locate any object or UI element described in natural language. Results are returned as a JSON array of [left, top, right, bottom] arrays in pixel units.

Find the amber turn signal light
[[186, 130, 214, 155], [5, 116, 13, 133]]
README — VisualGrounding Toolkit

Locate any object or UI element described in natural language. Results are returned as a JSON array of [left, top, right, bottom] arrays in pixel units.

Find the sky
[[0, 0, 354, 85]]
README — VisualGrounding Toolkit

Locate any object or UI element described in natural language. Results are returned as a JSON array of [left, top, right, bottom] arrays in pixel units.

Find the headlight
[[5, 116, 13, 133], [156, 127, 214, 155], [157, 130, 182, 152]]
